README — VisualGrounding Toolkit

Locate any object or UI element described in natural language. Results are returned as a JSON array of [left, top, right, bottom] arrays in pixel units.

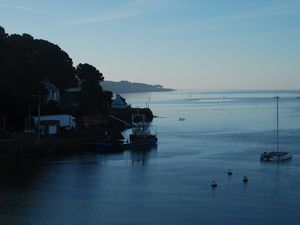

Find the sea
[[1, 90, 300, 225]]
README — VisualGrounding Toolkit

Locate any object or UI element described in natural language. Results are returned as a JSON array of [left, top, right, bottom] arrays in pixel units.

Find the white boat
[[260, 151, 292, 162], [260, 97, 292, 162]]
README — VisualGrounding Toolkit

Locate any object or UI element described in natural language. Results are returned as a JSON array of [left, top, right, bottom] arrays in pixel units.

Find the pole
[[2, 115, 6, 129], [276, 96, 279, 152], [38, 93, 41, 139], [32, 92, 47, 139], [29, 105, 32, 128]]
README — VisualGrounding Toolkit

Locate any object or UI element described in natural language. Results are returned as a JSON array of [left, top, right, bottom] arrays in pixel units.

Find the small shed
[[40, 120, 60, 136], [32, 114, 76, 130]]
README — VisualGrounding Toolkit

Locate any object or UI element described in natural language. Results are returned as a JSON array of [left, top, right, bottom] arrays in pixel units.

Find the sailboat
[[260, 96, 292, 162]]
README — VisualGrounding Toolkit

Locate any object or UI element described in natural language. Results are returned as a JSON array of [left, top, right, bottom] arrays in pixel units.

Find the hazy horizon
[[1, 0, 300, 89]]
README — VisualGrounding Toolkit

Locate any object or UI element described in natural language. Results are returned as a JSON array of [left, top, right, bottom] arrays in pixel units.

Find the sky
[[1, 0, 300, 89]]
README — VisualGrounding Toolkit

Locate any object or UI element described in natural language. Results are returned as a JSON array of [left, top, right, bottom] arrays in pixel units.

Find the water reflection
[[2, 90, 300, 225], [130, 145, 157, 166]]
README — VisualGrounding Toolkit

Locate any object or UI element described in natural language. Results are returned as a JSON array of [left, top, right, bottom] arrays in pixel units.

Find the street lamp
[[32, 93, 47, 138]]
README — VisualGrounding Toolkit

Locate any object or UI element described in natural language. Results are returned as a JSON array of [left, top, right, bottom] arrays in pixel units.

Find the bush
[[0, 128, 9, 139]]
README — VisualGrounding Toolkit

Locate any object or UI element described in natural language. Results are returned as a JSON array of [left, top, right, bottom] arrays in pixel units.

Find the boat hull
[[260, 151, 292, 162], [93, 140, 131, 151], [129, 135, 157, 146], [130, 138, 157, 146]]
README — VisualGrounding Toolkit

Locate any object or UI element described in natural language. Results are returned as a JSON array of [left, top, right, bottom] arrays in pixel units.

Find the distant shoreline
[[101, 80, 175, 94]]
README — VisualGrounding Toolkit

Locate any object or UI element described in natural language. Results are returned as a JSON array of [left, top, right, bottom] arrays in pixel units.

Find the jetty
[[0, 107, 154, 160]]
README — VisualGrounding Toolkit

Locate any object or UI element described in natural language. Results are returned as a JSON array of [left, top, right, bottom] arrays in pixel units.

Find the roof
[[111, 94, 131, 108], [112, 94, 127, 106], [40, 80, 59, 92]]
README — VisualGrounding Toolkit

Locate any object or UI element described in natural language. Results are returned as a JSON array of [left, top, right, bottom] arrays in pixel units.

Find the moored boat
[[227, 169, 233, 175], [260, 151, 292, 162], [129, 112, 157, 146], [211, 180, 217, 188], [94, 112, 157, 151], [242, 176, 248, 183], [260, 97, 292, 162]]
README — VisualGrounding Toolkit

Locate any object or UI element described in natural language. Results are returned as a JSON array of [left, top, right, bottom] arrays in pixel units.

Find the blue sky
[[1, 0, 300, 89]]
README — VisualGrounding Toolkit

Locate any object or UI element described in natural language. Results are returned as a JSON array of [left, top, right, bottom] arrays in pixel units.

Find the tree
[[0, 25, 113, 131], [76, 63, 111, 114], [0, 26, 7, 38], [76, 63, 103, 83], [0, 25, 77, 131]]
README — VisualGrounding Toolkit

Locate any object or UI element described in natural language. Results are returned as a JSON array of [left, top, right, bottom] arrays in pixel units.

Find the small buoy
[[242, 176, 248, 183], [211, 180, 217, 187], [227, 169, 233, 175]]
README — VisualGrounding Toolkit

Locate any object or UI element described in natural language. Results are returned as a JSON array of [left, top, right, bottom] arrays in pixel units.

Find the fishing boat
[[94, 112, 157, 151], [260, 97, 292, 162], [129, 112, 157, 146]]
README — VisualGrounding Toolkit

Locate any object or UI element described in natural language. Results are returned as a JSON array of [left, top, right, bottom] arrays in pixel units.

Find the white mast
[[275, 96, 279, 152]]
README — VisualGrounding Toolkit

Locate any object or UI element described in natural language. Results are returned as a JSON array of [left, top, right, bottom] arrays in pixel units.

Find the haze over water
[[1, 90, 300, 225]]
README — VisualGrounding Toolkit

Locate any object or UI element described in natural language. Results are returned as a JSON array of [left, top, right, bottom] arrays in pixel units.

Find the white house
[[32, 114, 76, 135], [111, 94, 130, 109], [40, 80, 60, 102]]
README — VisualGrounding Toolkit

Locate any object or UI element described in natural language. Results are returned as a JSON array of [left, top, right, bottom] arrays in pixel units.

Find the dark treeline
[[0, 26, 112, 132]]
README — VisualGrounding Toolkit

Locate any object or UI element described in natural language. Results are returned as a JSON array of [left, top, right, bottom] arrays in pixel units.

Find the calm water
[[1, 90, 300, 225]]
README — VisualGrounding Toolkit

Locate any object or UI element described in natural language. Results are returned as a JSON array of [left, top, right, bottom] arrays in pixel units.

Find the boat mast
[[276, 96, 279, 152]]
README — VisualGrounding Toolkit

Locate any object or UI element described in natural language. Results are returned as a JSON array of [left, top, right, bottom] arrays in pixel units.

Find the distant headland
[[102, 80, 175, 93]]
